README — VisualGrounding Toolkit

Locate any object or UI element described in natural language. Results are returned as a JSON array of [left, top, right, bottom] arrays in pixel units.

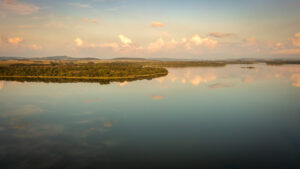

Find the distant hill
[[35, 56, 100, 61], [112, 57, 147, 61], [150, 58, 195, 61], [0, 56, 26, 61], [0, 56, 100, 61]]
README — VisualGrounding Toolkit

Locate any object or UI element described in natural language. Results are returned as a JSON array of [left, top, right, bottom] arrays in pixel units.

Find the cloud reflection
[[208, 83, 233, 89], [291, 74, 300, 87], [1, 105, 43, 118], [0, 81, 3, 90], [104, 122, 113, 127], [156, 65, 300, 89], [152, 95, 164, 100]]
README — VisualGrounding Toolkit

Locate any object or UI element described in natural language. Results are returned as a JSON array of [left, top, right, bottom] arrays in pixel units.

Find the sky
[[0, 0, 299, 59]]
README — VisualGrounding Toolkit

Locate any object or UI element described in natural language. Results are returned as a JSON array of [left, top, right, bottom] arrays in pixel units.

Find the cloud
[[151, 22, 165, 28], [8, 37, 23, 45], [290, 32, 300, 47], [152, 95, 164, 100], [81, 42, 120, 51], [28, 44, 42, 50], [147, 35, 218, 53], [148, 38, 165, 51], [74, 38, 83, 47], [270, 48, 300, 55], [0, 0, 40, 15], [118, 35, 132, 46], [243, 37, 257, 46], [81, 18, 99, 24], [67, 3, 91, 8], [291, 74, 300, 87], [74, 34, 220, 57], [208, 32, 234, 38], [187, 35, 218, 48]]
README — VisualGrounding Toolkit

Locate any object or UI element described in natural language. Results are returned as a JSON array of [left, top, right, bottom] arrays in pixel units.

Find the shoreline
[[0, 73, 168, 80]]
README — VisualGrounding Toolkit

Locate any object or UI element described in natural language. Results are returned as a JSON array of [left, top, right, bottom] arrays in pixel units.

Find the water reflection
[[0, 64, 299, 169], [152, 95, 165, 100], [0, 81, 3, 90], [291, 74, 300, 87], [154, 64, 300, 88]]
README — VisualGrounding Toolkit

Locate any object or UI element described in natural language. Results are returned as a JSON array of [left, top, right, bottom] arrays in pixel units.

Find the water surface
[[0, 64, 300, 169]]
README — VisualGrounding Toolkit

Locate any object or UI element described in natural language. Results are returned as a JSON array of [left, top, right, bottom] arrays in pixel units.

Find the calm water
[[0, 64, 300, 169]]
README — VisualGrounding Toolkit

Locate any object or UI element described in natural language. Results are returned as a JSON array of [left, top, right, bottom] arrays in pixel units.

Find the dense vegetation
[[265, 60, 300, 65], [0, 62, 168, 79]]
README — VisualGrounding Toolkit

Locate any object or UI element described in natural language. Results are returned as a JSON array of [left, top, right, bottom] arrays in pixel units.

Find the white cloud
[[74, 38, 83, 46], [290, 32, 300, 47], [151, 22, 165, 27], [118, 35, 132, 46], [189, 35, 218, 48]]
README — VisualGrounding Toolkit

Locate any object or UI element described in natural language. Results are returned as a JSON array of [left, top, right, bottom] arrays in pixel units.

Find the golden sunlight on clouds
[[118, 35, 132, 46], [8, 37, 23, 45], [152, 95, 165, 100], [151, 22, 165, 27], [0, 0, 39, 15], [28, 44, 42, 50], [148, 38, 165, 51], [290, 32, 300, 47], [74, 38, 83, 47], [243, 37, 257, 46], [72, 33, 220, 56], [271, 48, 300, 55], [291, 74, 300, 87], [81, 18, 99, 24], [188, 35, 218, 48]]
